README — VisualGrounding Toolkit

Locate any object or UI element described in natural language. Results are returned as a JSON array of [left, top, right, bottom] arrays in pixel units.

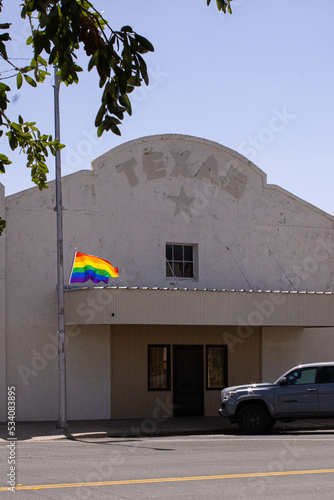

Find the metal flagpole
[[54, 66, 67, 430]]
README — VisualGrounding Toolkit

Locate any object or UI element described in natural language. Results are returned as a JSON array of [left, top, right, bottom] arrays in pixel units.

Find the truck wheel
[[237, 404, 270, 434]]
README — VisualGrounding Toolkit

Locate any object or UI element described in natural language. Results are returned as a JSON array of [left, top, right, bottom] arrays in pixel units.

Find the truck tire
[[237, 404, 270, 434]]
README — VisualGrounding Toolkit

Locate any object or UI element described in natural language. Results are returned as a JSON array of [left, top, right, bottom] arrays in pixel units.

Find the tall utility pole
[[54, 67, 67, 429]]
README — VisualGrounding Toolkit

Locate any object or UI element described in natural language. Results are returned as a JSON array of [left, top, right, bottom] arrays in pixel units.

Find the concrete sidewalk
[[1, 417, 334, 441]]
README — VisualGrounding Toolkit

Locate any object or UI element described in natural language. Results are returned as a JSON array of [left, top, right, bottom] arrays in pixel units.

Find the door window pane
[[286, 367, 317, 385]]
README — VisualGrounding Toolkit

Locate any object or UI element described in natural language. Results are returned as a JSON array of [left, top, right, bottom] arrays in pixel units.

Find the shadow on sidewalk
[[0, 416, 333, 441]]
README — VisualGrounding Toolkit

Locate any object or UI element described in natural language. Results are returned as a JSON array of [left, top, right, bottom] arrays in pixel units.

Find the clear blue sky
[[1, 0, 334, 216]]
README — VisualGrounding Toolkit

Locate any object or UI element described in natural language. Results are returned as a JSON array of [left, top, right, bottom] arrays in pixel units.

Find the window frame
[[206, 345, 228, 390], [147, 344, 171, 391], [165, 243, 197, 280]]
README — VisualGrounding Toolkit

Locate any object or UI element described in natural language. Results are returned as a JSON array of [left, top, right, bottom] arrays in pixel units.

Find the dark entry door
[[173, 345, 204, 417]]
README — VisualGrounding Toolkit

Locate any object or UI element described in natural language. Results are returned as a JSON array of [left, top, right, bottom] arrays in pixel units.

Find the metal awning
[[64, 287, 334, 327]]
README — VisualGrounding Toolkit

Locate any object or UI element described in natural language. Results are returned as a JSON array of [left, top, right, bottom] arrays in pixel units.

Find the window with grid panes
[[166, 244, 194, 278]]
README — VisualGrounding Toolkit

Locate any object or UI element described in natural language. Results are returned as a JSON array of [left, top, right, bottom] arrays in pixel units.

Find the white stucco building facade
[[1, 134, 334, 422]]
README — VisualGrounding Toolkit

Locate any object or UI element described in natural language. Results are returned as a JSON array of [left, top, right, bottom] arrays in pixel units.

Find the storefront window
[[206, 345, 227, 390], [148, 345, 171, 390]]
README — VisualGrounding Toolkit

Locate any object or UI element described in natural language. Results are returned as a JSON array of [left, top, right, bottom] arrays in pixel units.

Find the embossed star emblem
[[167, 186, 196, 216]]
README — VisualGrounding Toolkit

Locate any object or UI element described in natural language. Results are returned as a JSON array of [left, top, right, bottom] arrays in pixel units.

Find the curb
[[1, 420, 333, 442], [2, 427, 334, 442], [1, 428, 229, 442]]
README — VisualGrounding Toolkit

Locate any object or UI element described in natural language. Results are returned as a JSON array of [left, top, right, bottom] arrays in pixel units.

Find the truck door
[[318, 365, 334, 414], [274, 366, 320, 417]]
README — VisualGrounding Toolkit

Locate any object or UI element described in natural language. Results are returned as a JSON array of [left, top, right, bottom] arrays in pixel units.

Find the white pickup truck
[[218, 362, 334, 433]]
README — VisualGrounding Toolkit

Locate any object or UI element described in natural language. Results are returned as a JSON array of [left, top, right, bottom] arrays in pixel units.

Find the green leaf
[[20, 65, 32, 74], [109, 122, 121, 135], [137, 54, 149, 85], [0, 33, 10, 42], [0, 40, 8, 59], [23, 74, 37, 87], [88, 53, 98, 72], [49, 46, 58, 65], [37, 55, 48, 66], [122, 45, 132, 77], [95, 104, 106, 127], [0, 154, 11, 168], [8, 133, 18, 151], [119, 94, 132, 115], [16, 72, 23, 89], [42, 35, 51, 54], [213, 0, 232, 14], [134, 34, 154, 53], [45, 6, 59, 39], [126, 85, 135, 94], [97, 123, 104, 137], [33, 32, 44, 56]]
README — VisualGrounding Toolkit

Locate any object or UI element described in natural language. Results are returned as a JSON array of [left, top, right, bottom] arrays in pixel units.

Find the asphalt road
[[1, 431, 334, 499]]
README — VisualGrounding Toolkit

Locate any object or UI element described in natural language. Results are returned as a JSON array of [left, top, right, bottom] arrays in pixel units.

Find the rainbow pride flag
[[70, 252, 119, 284]]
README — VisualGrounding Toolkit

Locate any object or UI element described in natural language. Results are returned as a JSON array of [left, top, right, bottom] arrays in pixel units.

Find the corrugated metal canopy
[[64, 287, 334, 327]]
